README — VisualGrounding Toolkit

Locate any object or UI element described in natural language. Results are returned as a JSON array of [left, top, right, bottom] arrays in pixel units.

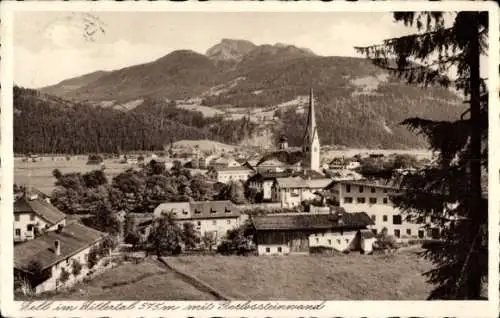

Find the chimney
[[54, 240, 61, 256]]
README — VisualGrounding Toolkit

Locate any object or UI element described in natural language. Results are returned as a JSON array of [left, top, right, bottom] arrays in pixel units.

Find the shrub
[[87, 246, 99, 269], [59, 268, 70, 284], [71, 259, 82, 276], [125, 232, 141, 248]]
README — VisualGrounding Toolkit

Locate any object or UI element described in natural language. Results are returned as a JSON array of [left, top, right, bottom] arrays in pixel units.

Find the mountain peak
[[206, 39, 257, 62]]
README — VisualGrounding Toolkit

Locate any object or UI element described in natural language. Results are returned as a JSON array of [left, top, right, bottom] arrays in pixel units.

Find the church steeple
[[303, 88, 320, 171]]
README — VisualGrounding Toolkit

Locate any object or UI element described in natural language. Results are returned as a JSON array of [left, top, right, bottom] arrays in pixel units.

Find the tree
[[71, 259, 82, 276], [59, 267, 70, 284], [125, 231, 141, 248], [357, 12, 488, 300], [201, 232, 217, 251], [375, 227, 397, 250], [182, 222, 200, 250], [87, 246, 99, 269], [217, 222, 255, 256], [147, 212, 184, 256]]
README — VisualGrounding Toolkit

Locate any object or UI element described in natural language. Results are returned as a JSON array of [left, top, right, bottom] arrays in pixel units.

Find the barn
[[252, 210, 374, 255]]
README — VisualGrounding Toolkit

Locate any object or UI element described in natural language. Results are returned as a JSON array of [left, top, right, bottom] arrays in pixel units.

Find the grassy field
[[14, 159, 131, 195], [36, 258, 217, 300], [165, 250, 435, 300]]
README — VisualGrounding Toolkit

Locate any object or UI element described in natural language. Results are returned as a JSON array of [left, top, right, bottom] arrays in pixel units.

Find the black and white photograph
[[1, 1, 498, 317]]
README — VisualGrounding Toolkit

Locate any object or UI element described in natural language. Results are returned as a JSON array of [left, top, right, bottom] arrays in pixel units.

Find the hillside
[[40, 70, 109, 97], [14, 87, 257, 154], [36, 38, 465, 149]]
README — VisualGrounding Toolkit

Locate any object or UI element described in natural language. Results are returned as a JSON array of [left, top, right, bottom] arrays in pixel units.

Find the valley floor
[[164, 250, 434, 300], [21, 250, 437, 301]]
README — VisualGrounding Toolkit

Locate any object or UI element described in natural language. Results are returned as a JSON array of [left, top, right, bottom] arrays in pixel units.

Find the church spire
[[307, 88, 316, 140], [304, 88, 318, 145], [303, 88, 320, 171]]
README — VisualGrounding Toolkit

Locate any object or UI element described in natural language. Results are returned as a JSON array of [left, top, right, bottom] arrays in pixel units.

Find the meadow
[[17, 251, 435, 300], [14, 158, 131, 195], [164, 250, 434, 300], [22, 258, 217, 301]]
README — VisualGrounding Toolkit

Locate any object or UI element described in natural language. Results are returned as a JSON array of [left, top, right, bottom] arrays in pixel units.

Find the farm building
[[14, 189, 66, 243], [212, 166, 254, 184], [252, 210, 374, 256], [14, 222, 108, 294], [153, 200, 246, 243]]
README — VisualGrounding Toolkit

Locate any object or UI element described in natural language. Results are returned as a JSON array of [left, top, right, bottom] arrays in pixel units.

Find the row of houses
[[13, 189, 109, 294]]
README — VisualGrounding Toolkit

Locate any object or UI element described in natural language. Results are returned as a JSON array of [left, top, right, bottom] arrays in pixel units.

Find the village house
[[14, 222, 108, 294], [246, 171, 292, 202], [325, 180, 440, 240], [208, 157, 241, 170], [153, 200, 245, 243], [251, 209, 375, 256], [14, 190, 66, 243], [272, 176, 332, 208], [213, 166, 254, 184], [328, 157, 361, 170]]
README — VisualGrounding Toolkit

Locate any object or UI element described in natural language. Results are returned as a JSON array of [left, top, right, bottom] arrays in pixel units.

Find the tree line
[[14, 87, 257, 154]]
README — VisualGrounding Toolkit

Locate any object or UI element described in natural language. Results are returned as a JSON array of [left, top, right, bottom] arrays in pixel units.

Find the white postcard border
[[1, 1, 499, 317]]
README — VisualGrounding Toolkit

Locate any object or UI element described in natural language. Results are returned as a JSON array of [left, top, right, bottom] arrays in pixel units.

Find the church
[[254, 88, 323, 175], [248, 89, 333, 207]]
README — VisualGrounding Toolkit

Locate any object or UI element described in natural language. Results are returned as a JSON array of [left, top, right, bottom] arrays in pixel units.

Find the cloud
[[15, 40, 169, 88]]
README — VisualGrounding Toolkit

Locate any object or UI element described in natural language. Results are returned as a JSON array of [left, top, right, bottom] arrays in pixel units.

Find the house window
[[383, 189, 388, 193], [328, 239, 332, 245], [372, 229, 378, 235], [27, 224, 33, 231], [357, 197, 366, 204], [371, 187, 376, 193], [15, 214, 20, 222], [195, 209, 201, 214], [212, 220, 217, 225], [383, 197, 388, 204], [345, 239, 349, 243], [383, 215, 388, 222], [416, 216, 424, 224], [369, 197, 377, 204], [394, 229, 401, 238], [266, 247, 270, 253], [210, 209, 216, 214], [418, 230, 425, 238], [30, 214, 35, 221], [315, 238, 319, 243], [344, 197, 353, 204], [182, 210, 188, 215], [226, 220, 231, 225], [225, 208, 231, 213], [197, 221, 201, 226], [406, 229, 412, 236], [345, 185, 351, 193], [15, 229, 20, 236], [371, 215, 376, 222], [359, 186, 364, 193], [277, 247, 282, 253], [336, 239, 341, 244], [393, 215, 402, 225]]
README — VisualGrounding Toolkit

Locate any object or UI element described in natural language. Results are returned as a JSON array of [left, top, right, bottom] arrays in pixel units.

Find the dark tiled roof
[[14, 222, 106, 271], [216, 167, 253, 172], [256, 150, 305, 166], [14, 193, 66, 225], [189, 201, 241, 219], [248, 171, 294, 182], [252, 211, 374, 231]]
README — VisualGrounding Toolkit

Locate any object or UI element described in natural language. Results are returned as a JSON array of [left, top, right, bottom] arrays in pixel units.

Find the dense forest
[[14, 87, 257, 154]]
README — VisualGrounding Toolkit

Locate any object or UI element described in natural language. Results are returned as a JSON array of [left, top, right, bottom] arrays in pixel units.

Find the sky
[[13, 11, 488, 88]]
